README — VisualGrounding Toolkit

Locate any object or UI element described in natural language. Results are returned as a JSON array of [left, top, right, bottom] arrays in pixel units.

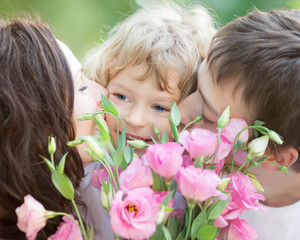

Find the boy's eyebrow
[[198, 88, 219, 116]]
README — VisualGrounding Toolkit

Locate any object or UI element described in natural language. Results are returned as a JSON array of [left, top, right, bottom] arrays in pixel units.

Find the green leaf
[[124, 145, 133, 164], [168, 217, 179, 239], [169, 119, 179, 142], [114, 145, 124, 167], [162, 226, 172, 240], [148, 224, 163, 240], [57, 152, 68, 174], [196, 225, 218, 240], [152, 123, 160, 137], [101, 94, 119, 117], [171, 102, 181, 127], [207, 198, 229, 220], [40, 155, 55, 171], [51, 170, 74, 200], [254, 120, 265, 126], [102, 148, 114, 166], [161, 129, 169, 143], [175, 230, 185, 240], [118, 127, 126, 149], [191, 210, 208, 238], [152, 170, 163, 191], [161, 191, 173, 206], [102, 180, 110, 196]]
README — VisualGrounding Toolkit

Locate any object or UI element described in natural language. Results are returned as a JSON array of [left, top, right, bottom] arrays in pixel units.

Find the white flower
[[267, 130, 283, 145], [248, 135, 269, 159]]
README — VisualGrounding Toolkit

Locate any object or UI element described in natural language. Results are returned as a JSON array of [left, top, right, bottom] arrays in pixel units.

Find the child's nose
[[124, 105, 148, 128]]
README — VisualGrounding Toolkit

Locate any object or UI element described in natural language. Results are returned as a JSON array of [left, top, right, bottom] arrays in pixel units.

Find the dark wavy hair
[[0, 18, 84, 239]]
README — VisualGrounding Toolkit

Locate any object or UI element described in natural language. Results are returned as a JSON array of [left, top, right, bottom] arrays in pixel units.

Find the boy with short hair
[[179, 9, 300, 240], [84, 2, 216, 150]]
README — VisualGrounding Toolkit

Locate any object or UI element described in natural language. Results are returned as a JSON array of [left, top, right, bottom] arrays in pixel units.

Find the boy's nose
[[178, 91, 203, 127]]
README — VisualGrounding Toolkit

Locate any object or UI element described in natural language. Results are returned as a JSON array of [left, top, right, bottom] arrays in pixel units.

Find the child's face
[[106, 64, 181, 153], [179, 59, 255, 132]]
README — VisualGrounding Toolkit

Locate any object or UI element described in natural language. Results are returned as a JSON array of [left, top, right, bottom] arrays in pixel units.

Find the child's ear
[[261, 147, 299, 171]]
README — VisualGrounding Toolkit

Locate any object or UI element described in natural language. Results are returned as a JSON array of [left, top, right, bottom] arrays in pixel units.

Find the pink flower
[[145, 142, 184, 180], [218, 218, 258, 240], [110, 187, 159, 240], [175, 166, 227, 203], [154, 191, 174, 222], [179, 129, 217, 159], [119, 158, 153, 193], [214, 199, 243, 228], [16, 194, 53, 240], [228, 173, 265, 211], [221, 118, 249, 144], [182, 155, 193, 168], [92, 166, 120, 190], [234, 148, 248, 165], [48, 215, 82, 240], [92, 168, 109, 190]]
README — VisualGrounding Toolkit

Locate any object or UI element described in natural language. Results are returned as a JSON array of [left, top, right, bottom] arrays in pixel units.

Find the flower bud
[[85, 136, 104, 159], [195, 115, 203, 122], [48, 137, 56, 155], [67, 139, 84, 147], [218, 106, 230, 129], [94, 114, 110, 142], [217, 177, 230, 191], [100, 183, 114, 211], [248, 135, 269, 159], [127, 140, 150, 149], [267, 130, 283, 145], [76, 112, 95, 120], [247, 172, 264, 192]]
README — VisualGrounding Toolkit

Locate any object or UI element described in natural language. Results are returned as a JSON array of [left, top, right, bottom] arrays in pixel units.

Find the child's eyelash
[[79, 86, 88, 91]]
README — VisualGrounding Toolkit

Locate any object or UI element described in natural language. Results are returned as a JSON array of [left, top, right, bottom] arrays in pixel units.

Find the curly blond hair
[[84, 2, 216, 101]]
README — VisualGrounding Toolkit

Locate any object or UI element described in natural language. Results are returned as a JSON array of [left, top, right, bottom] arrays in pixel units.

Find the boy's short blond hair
[[84, 2, 216, 101]]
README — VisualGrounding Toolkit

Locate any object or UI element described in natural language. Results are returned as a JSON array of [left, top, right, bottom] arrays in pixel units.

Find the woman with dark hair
[[0, 18, 110, 239]]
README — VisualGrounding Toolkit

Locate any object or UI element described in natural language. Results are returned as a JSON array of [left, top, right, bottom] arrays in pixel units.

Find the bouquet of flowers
[[15, 95, 286, 240]]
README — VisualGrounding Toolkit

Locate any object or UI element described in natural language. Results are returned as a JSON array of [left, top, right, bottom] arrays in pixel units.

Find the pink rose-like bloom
[[120, 158, 153, 193], [175, 166, 227, 203], [92, 166, 120, 190], [221, 118, 249, 144], [16, 194, 53, 240], [48, 215, 82, 240], [110, 187, 159, 240], [182, 155, 193, 168], [228, 173, 266, 211], [145, 142, 184, 180], [179, 129, 217, 159], [218, 218, 258, 240], [92, 168, 109, 190], [215, 199, 243, 228]]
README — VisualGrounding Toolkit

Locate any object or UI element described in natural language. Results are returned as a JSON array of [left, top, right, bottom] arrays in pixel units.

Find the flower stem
[[71, 199, 89, 240], [185, 204, 194, 240]]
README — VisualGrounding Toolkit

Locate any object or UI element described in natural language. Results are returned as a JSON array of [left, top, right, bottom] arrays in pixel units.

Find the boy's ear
[[261, 147, 299, 171]]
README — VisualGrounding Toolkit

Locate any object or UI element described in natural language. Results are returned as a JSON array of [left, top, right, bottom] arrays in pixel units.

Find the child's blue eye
[[117, 94, 127, 101], [154, 105, 166, 111]]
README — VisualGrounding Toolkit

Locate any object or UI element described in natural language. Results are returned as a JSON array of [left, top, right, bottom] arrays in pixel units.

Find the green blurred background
[[1, 0, 299, 61]]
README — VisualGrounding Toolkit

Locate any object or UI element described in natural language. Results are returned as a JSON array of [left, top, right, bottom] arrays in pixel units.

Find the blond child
[[84, 2, 216, 150]]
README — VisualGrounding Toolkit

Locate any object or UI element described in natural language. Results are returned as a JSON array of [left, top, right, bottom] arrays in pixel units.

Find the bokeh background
[[1, 0, 299, 61]]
